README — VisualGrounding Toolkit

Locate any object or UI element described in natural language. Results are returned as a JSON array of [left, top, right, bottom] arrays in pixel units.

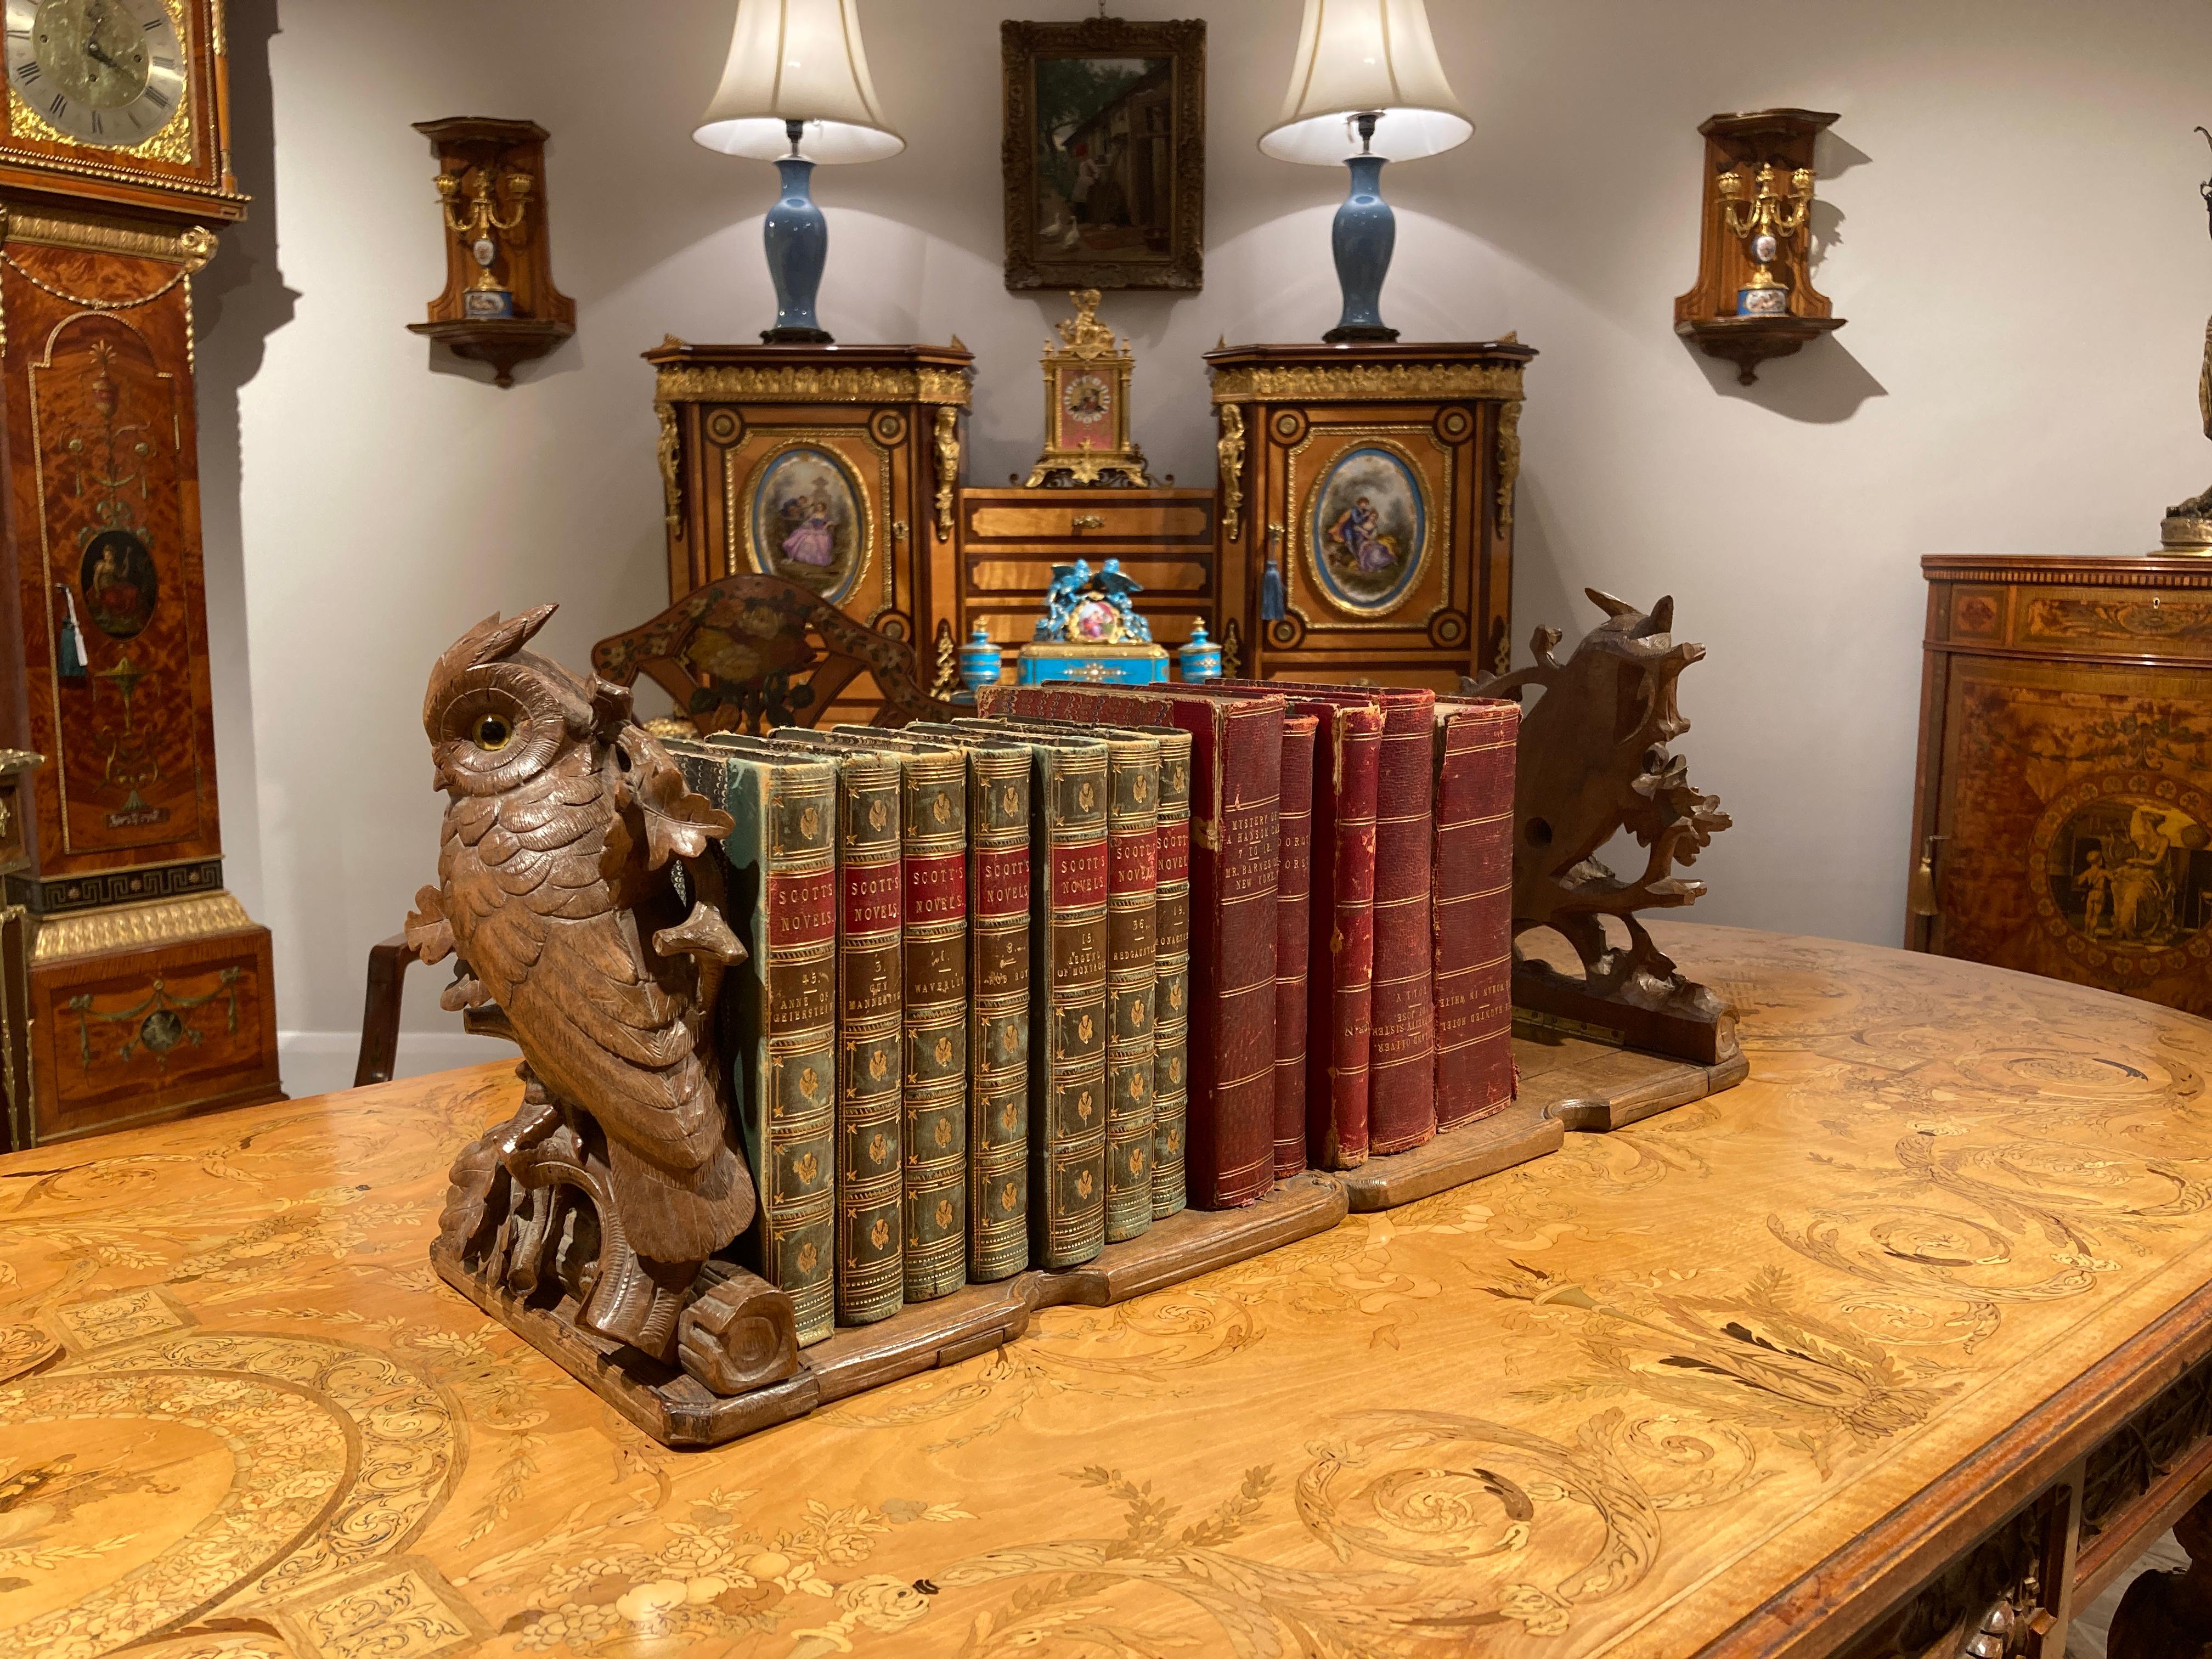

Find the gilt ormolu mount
[[1472, 589, 1740, 1073]]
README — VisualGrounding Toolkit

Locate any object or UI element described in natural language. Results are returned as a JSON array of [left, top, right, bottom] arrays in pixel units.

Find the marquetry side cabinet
[[1909, 554, 2212, 1018], [953, 485, 1218, 680], [646, 338, 975, 719], [1205, 338, 1533, 689]]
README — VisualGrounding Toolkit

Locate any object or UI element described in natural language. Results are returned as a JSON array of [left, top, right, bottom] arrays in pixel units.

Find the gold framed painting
[[1001, 17, 1205, 292]]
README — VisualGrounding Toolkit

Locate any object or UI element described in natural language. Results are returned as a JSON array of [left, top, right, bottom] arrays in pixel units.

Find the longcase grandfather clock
[[0, 0, 279, 1143]]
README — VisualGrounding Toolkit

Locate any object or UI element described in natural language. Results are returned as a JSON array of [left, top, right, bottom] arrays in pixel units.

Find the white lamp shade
[[1259, 0, 1472, 166], [694, 0, 904, 164]]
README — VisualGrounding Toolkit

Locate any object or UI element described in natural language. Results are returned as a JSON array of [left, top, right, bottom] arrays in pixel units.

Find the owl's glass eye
[[472, 713, 512, 751]]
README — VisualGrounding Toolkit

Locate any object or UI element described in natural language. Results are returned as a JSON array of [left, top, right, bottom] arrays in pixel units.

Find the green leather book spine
[[837, 729, 969, 1302], [1019, 733, 1109, 1266], [911, 725, 1034, 1283], [671, 740, 838, 1346], [1149, 728, 1192, 1218], [827, 752, 905, 1324], [1101, 731, 1160, 1242]]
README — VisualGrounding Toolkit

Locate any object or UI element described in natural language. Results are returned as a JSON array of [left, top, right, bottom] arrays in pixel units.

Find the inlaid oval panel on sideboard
[[1910, 554, 2212, 1017]]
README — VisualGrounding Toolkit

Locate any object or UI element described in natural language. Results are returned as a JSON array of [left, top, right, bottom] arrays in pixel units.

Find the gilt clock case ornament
[[408, 117, 574, 388], [1672, 109, 1844, 385], [1024, 289, 1149, 488], [0, 0, 242, 223]]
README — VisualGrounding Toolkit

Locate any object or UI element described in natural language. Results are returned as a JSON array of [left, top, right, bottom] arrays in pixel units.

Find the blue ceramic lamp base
[[1323, 150, 1400, 345], [761, 125, 833, 345]]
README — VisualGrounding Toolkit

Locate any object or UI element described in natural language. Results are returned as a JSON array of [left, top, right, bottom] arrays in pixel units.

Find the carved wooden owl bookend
[[1470, 589, 1738, 1068], [409, 604, 799, 1408]]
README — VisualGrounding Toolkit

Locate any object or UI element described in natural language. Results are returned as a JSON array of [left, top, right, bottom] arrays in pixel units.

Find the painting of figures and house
[[1002, 19, 1204, 291]]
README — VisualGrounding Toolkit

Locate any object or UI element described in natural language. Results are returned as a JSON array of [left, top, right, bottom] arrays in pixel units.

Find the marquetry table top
[[5, 924, 2212, 1659]]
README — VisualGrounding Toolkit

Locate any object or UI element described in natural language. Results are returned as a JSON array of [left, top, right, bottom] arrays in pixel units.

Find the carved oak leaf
[[406, 883, 455, 963], [624, 735, 736, 870]]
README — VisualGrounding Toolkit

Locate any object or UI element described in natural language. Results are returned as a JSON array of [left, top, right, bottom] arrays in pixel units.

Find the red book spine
[[978, 682, 1283, 1207], [1433, 698, 1520, 1129], [1365, 692, 1438, 1153], [1272, 715, 1316, 1178], [1311, 704, 1380, 1168]]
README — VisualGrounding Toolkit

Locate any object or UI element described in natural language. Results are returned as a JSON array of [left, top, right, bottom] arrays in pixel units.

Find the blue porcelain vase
[[1324, 153, 1399, 344], [958, 623, 1003, 692], [762, 156, 832, 344], [1177, 622, 1222, 682]]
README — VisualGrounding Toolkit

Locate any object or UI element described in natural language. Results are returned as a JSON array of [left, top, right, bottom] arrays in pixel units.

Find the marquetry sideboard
[[646, 338, 974, 723], [7, 924, 2211, 1657], [1206, 337, 1534, 688], [1910, 554, 2212, 1017], [952, 484, 1220, 676]]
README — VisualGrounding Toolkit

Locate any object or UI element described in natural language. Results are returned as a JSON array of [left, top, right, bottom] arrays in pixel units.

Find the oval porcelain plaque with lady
[[79, 528, 159, 639], [1306, 445, 1426, 616], [747, 447, 865, 604]]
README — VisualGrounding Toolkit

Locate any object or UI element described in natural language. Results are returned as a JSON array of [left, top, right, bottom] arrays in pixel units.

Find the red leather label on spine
[[973, 846, 1030, 920], [842, 861, 901, 935], [1109, 830, 1158, 891], [768, 868, 836, 947], [1155, 820, 1190, 883], [1053, 841, 1110, 908], [903, 851, 967, 923]]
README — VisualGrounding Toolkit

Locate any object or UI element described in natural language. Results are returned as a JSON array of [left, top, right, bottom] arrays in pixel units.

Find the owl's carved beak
[[430, 746, 458, 793]]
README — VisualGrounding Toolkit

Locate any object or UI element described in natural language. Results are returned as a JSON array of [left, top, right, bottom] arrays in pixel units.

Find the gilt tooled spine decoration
[[1472, 589, 1731, 1007], [408, 605, 783, 1386]]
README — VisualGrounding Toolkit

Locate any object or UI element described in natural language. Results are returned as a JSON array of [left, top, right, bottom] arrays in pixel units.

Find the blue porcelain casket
[[1014, 557, 1169, 686]]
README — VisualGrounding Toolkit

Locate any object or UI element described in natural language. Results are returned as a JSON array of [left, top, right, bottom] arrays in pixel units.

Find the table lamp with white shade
[[1259, 0, 1472, 343], [693, 0, 904, 343]]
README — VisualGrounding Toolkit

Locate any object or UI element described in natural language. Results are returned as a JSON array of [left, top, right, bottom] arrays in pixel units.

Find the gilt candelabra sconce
[[1673, 109, 1845, 385], [409, 117, 575, 388], [439, 165, 532, 319]]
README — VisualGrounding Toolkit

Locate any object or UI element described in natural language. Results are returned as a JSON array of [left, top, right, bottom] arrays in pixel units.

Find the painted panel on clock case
[[31, 312, 206, 857], [1306, 445, 1426, 617]]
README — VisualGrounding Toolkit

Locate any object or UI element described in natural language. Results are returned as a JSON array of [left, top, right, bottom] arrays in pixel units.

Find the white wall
[[201, 0, 2212, 1096]]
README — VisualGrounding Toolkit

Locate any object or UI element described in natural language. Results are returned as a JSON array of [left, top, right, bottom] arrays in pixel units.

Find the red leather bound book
[[1430, 697, 1520, 1129], [1161, 684, 1383, 1170], [1312, 702, 1381, 1169], [1218, 681, 1436, 1154], [1272, 715, 1316, 1177], [977, 682, 1283, 1208]]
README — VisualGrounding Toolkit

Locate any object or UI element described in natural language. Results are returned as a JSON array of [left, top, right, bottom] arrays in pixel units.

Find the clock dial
[[3, 0, 184, 150]]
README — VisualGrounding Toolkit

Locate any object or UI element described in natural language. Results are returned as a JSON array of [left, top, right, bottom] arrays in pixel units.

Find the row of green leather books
[[670, 716, 1194, 1347]]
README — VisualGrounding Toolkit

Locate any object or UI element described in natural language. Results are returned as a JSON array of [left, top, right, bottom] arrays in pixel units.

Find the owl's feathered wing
[[438, 740, 751, 1265]]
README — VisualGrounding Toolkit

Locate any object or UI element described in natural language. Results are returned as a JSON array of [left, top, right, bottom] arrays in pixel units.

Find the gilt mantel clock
[[0, 0, 278, 1144]]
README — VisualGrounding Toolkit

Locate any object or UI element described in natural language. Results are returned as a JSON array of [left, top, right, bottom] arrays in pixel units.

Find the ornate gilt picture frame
[[1001, 17, 1205, 292]]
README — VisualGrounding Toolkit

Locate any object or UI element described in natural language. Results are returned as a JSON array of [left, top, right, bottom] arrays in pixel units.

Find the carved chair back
[[590, 574, 955, 736]]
